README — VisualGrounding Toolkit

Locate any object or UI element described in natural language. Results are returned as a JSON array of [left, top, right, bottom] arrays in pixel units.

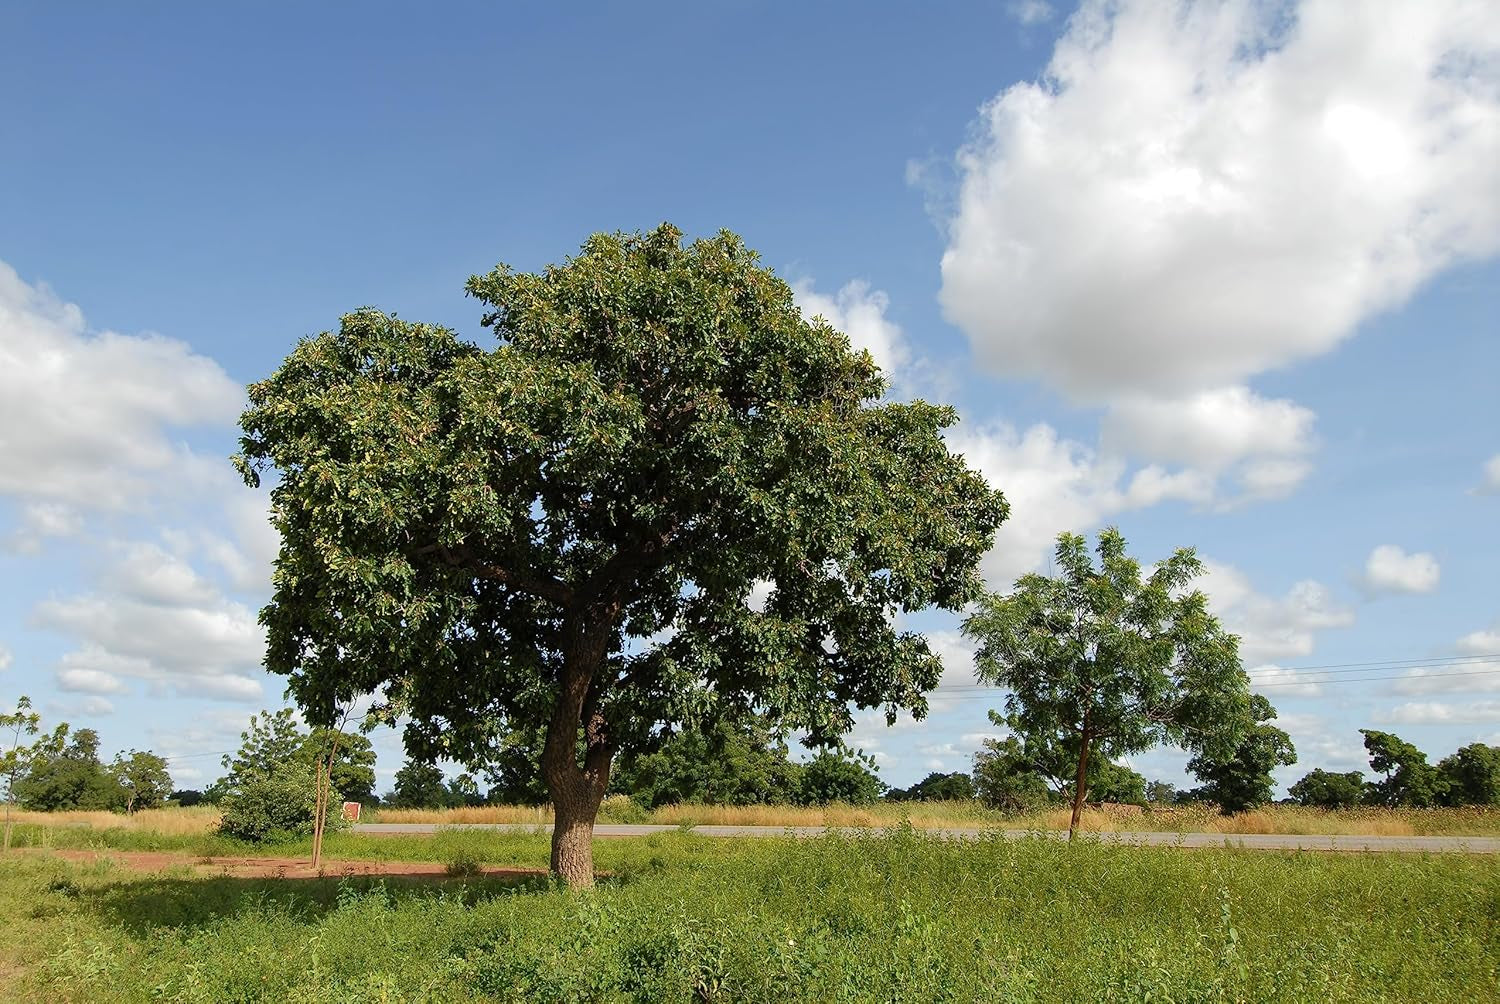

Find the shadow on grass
[[71, 871, 556, 936]]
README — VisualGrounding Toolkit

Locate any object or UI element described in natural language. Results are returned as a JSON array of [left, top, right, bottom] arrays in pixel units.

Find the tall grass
[[3, 829, 1496, 1002], [9, 800, 1498, 843]]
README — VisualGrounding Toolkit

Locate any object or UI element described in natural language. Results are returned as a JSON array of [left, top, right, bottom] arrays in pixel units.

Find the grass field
[[1, 827, 1496, 1002]]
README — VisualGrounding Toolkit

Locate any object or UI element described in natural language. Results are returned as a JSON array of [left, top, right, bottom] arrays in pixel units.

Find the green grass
[[1, 829, 1497, 1002]]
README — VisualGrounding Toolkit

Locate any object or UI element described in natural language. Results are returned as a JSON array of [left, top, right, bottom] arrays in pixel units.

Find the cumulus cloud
[[948, 421, 1212, 586], [1359, 545, 1441, 595], [1198, 561, 1355, 664], [0, 261, 243, 512], [1457, 626, 1500, 655], [1101, 387, 1317, 500], [57, 664, 133, 695], [4, 502, 85, 554], [1391, 656, 1500, 696], [0, 644, 10, 672], [36, 541, 268, 702], [1378, 700, 1500, 726], [940, 0, 1500, 400], [793, 279, 909, 383], [1275, 712, 1369, 771]]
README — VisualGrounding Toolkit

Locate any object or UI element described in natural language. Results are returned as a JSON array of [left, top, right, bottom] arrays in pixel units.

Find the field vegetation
[[6, 799, 1500, 846], [1, 828, 1495, 1002]]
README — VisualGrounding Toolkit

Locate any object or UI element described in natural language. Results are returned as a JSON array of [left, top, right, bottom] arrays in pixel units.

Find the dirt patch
[[23, 849, 548, 882]]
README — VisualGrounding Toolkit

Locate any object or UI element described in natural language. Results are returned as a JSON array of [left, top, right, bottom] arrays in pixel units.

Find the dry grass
[[1, 805, 221, 835], [366, 804, 553, 825], [368, 800, 1500, 836], [9, 800, 1497, 838]]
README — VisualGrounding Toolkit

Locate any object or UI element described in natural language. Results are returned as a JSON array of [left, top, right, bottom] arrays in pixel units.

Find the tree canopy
[[963, 528, 1251, 837], [236, 224, 1007, 884], [1186, 694, 1296, 814], [1360, 729, 1447, 808]]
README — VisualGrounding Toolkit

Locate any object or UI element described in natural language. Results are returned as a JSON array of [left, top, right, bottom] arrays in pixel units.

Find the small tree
[[236, 224, 1007, 885], [1288, 768, 1365, 809], [1437, 743, 1500, 807], [971, 735, 1054, 813], [1145, 780, 1177, 805], [796, 750, 885, 805], [389, 761, 452, 809], [111, 751, 173, 813], [963, 529, 1251, 839], [1186, 694, 1297, 814], [214, 710, 345, 843], [2, 696, 42, 851], [1360, 729, 1446, 807]]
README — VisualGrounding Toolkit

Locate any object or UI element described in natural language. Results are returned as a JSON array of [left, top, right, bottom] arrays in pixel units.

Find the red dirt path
[[20, 849, 547, 881]]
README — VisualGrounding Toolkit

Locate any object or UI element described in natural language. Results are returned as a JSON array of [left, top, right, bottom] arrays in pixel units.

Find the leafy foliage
[[212, 710, 350, 842], [217, 760, 341, 843], [12, 727, 129, 812], [387, 761, 453, 809], [1288, 769, 1366, 809], [886, 771, 975, 802], [236, 224, 1007, 881], [1360, 729, 1447, 808], [613, 716, 804, 809], [795, 750, 885, 806], [963, 529, 1251, 833], [1186, 695, 1297, 814], [110, 751, 173, 813], [1436, 743, 1500, 807]]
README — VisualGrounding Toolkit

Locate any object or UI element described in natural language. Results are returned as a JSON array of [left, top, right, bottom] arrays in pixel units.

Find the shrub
[[216, 762, 345, 843]]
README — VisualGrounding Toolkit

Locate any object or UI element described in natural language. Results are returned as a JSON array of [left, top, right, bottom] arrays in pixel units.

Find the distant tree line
[[1, 701, 172, 816]]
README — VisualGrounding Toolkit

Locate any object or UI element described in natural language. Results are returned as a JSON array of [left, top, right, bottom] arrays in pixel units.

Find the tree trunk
[[550, 784, 604, 887], [1069, 731, 1091, 842]]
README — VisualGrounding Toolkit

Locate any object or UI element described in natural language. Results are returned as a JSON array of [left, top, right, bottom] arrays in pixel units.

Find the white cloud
[[1101, 387, 1317, 500], [940, 0, 1500, 400], [1008, 0, 1054, 26], [1199, 561, 1355, 664], [793, 279, 909, 382], [1477, 454, 1500, 495], [4, 502, 85, 554], [1246, 663, 1323, 698], [0, 261, 243, 510], [1391, 657, 1500, 696], [1360, 544, 1441, 595], [1275, 712, 1368, 771], [1378, 700, 1500, 726], [57, 664, 132, 695], [0, 644, 10, 672], [1457, 626, 1500, 655], [35, 541, 267, 702], [948, 421, 1212, 586]]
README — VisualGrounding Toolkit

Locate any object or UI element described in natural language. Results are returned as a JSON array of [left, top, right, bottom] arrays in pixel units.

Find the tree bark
[[550, 782, 605, 887], [1069, 729, 1091, 842], [541, 609, 617, 888]]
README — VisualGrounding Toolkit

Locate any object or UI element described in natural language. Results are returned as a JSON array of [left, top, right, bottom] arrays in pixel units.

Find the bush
[[216, 763, 345, 843]]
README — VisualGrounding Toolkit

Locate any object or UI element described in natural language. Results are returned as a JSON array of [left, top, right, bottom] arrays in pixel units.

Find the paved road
[[351, 822, 1500, 853]]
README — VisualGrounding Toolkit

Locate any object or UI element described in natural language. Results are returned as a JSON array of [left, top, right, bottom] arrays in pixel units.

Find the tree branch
[[414, 543, 576, 606]]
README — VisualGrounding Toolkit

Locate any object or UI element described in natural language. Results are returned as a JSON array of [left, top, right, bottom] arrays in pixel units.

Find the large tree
[[1288, 768, 1365, 809], [1437, 742, 1500, 807], [236, 225, 1007, 885], [963, 528, 1251, 838], [1360, 729, 1446, 808], [1186, 694, 1296, 814]]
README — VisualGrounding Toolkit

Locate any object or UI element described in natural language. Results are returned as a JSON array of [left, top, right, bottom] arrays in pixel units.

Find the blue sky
[[2, 0, 1497, 796]]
